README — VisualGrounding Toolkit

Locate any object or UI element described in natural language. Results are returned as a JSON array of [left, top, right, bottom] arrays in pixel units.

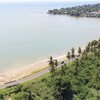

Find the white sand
[[0, 47, 85, 86], [0, 54, 66, 86]]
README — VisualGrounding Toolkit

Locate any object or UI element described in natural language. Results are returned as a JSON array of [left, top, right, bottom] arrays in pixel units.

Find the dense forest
[[0, 38, 100, 100], [48, 4, 100, 18]]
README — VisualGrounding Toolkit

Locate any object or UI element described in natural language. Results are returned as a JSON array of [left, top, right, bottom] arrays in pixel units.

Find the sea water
[[0, 1, 100, 71]]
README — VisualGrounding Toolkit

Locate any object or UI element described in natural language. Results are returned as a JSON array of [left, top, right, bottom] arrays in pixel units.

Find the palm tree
[[71, 48, 75, 58], [74, 58, 79, 76], [67, 52, 71, 60], [88, 42, 91, 48], [86, 46, 90, 53], [48, 56, 55, 75], [61, 65, 66, 76], [99, 38, 100, 42], [83, 49, 89, 59], [49, 56, 54, 66], [97, 42, 100, 49], [54, 59, 58, 67], [50, 56, 53, 61], [71, 48, 75, 54], [78, 47, 82, 56]]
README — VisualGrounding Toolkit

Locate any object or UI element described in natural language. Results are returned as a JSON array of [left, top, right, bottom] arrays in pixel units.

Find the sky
[[0, 0, 99, 3]]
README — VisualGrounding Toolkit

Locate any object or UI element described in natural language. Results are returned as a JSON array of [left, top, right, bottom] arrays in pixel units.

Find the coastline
[[0, 47, 85, 86], [0, 54, 66, 86]]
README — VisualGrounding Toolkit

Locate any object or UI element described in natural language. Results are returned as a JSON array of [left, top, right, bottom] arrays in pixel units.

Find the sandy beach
[[0, 54, 67, 86], [0, 47, 85, 86]]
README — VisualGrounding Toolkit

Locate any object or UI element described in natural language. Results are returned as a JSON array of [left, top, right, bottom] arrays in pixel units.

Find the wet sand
[[0, 54, 66, 85], [0, 47, 85, 86]]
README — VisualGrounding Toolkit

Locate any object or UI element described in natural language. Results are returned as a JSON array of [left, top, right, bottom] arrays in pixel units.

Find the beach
[[0, 54, 67, 86], [0, 47, 85, 86], [0, 2, 100, 86]]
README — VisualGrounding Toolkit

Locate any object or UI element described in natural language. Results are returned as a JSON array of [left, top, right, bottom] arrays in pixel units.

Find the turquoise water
[[0, 2, 100, 71]]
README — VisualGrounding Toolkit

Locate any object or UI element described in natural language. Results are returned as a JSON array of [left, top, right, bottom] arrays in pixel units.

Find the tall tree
[[54, 77, 73, 100], [67, 52, 71, 60], [71, 48, 75, 54], [78, 47, 82, 55], [74, 58, 79, 77], [71, 48, 75, 58], [48, 56, 55, 75], [97, 42, 100, 49], [54, 59, 58, 67], [61, 65, 66, 76]]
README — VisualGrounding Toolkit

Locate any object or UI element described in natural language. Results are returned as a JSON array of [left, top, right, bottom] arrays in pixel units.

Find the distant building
[[97, 10, 100, 14]]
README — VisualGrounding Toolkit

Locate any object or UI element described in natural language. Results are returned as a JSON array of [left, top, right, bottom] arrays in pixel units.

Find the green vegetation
[[48, 4, 100, 18], [0, 38, 100, 100]]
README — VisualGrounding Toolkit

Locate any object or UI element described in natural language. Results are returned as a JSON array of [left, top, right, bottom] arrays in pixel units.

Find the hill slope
[[0, 38, 100, 100], [48, 4, 100, 18]]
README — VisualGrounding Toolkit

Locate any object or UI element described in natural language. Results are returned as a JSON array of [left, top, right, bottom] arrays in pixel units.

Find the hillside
[[48, 4, 100, 18], [0, 38, 100, 100]]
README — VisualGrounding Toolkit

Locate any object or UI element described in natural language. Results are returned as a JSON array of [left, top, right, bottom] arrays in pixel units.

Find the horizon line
[[0, 0, 99, 3]]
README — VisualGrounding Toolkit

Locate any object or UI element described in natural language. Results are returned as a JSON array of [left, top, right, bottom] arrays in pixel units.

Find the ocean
[[0, 1, 100, 71]]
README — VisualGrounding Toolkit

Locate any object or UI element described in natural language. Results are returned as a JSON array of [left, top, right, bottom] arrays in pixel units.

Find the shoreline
[[0, 54, 67, 86], [0, 47, 85, 86]]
